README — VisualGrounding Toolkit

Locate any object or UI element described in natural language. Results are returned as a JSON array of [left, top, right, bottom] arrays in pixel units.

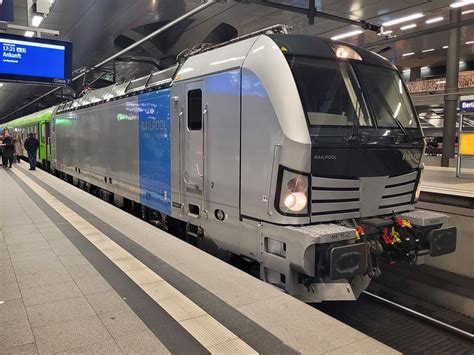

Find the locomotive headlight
[[276, 168, 310, 215], [284, 192, 307, 212], [330, 44, 362, 61]]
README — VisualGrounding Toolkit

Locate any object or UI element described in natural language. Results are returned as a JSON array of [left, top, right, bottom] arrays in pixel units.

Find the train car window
[[42, 124, 47, 143], [187, 89, 202, 130], [287, 57, 372, 127]]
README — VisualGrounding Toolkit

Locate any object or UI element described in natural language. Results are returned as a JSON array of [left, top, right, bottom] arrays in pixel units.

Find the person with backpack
[[14, 134, 23, 164], [24, 133, 40, 170]]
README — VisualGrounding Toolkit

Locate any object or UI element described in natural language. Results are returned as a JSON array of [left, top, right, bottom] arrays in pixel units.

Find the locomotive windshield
[[356, 64, 418, 129], [288, 57, 372, 127], [287, 55, 420, 137]]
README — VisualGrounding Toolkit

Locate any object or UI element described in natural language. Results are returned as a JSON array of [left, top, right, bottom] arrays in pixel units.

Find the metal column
[[410, 67, 421, 82], [442, 8, 461, 167]]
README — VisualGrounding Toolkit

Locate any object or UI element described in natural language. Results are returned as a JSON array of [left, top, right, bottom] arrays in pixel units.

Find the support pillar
[[442, 8, 461, 167], [410, 67, 421, 81]]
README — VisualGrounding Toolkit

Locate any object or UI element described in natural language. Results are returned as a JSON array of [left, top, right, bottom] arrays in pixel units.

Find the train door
[[50, 118, 57, 170], [182, 81, 206, 216], [39, 122, 47, 165], [44, 122, 51, 168]]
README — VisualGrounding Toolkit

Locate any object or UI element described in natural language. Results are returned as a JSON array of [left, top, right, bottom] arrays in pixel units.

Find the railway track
[[314, 283, 474, 354]]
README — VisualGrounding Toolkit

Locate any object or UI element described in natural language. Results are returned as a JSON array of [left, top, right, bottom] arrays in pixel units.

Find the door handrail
[[201, 104, 208, 218]]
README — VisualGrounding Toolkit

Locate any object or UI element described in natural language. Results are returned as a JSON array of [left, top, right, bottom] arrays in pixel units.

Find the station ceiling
[[1, 0, 473, 122]]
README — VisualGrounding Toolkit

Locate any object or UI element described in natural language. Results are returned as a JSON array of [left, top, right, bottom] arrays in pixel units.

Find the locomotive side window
[[187, 89, 202, 130]]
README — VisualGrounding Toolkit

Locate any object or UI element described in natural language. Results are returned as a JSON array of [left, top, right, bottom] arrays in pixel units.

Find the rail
[[363, 291, 474, 341]]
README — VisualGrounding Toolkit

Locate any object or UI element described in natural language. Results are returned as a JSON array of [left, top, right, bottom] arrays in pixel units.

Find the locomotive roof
[[0, 106, 55, 129], [40, 33, 396, 116], [268, 34, 396, 70]]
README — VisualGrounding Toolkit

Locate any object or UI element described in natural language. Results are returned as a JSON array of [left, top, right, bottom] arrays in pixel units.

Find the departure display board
[[0, 33, 72, 85]]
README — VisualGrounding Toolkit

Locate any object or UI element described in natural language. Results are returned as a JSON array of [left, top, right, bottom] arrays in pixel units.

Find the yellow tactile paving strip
[[11, 168, 258, 354]]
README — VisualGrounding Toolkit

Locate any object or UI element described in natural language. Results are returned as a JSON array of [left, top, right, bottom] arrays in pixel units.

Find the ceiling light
[[380, 30, 393, 35], [330, 30, 364, 41], [443, 45, 449, 49], [382, 13, 424, 27], [451, 0, 474, 8], [31, 15, 44, 27], [459, 61, 465, 64], [0, 83, 3, 87], [426, 17, 444, 24], [466, 40, 474, 44], [401, 24, 417, 30], [421, 66, 429, 70], [24, 31, 35, 38], [462, 9, 474, 14], [436, 80, 446, 84], [402, 52, 415, 56], [422, 48, 435, 52]]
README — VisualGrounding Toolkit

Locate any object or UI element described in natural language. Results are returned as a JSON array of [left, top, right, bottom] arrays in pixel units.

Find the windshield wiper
[[345, 101, 363, 144], [373, 90, 411, 143], [346, 121, 359, 143]]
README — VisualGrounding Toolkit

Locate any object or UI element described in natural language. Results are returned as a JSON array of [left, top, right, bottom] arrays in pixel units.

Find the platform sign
[[459, 132, 474, 156], [0, 33, 72, 85], [460, 95, 474, 113], [0, 0, 14, 22]]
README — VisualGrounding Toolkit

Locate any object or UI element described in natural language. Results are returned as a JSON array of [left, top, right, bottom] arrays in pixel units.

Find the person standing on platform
[[2, 130, 15, 169], [0, 129, 5, 167], [14, 134, 23, 164], [24, 133, 39, 171]]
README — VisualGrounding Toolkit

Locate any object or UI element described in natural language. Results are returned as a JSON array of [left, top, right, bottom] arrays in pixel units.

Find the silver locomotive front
[[234, 34, 455, 302]]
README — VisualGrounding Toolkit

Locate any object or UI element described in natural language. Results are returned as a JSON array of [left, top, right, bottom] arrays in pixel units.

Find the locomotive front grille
[[379, 171, 418, 210], [311, 171, 418, 223]]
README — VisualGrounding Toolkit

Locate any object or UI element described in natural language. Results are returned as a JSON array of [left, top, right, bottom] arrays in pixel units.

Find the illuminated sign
[[460, 95, 474, 113], [0, 33, 72, 85], [0, 0, 14, 22]]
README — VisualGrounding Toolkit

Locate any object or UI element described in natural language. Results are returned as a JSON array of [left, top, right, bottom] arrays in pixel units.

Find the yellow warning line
[[12, 167, 257, 354]]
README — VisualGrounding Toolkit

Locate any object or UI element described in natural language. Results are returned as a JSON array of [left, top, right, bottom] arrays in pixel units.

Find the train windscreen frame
[[0, 33, 72, 86], [288, 56, 373, 128], [355, 63, 419, 130], [286, 55, 422, 141]]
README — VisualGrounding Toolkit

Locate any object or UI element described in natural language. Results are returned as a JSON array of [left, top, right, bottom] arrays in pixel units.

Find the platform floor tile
[[8, 167, 259, 354], [0, 163, 399, 354], [0, 169, 173, 354]]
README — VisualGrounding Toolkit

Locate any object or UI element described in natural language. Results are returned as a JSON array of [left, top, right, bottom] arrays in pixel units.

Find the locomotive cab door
[[182, 81, 206, 213]]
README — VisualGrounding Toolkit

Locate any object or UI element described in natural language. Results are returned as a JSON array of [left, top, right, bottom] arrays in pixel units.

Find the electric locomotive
[[3, 26, 457, 302]]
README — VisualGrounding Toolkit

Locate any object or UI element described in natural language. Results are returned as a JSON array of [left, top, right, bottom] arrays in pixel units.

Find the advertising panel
[[139, 89, 172, 215]]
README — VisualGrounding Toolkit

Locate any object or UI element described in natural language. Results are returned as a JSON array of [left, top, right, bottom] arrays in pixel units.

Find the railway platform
[[0, 164, 395, 355], [417, 165, 473, 279], [392, 165, 474, 318], [420, 165, 474, 201]]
